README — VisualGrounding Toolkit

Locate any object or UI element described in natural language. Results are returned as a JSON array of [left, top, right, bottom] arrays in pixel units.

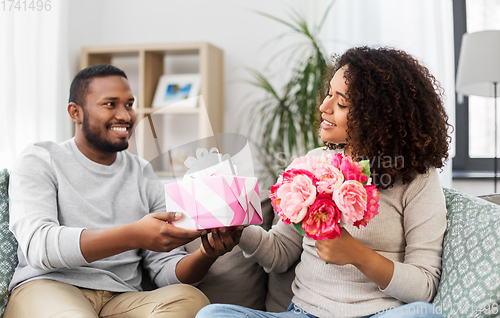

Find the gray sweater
[[238, 147, 447, 317], [8, 138, 186, 292]]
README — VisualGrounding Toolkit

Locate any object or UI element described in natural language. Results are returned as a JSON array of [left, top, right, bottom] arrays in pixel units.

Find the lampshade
[[456, 30, 500, 97]]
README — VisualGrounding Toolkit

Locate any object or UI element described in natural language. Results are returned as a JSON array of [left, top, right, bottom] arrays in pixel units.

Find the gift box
[[165, 148, 262, 230]]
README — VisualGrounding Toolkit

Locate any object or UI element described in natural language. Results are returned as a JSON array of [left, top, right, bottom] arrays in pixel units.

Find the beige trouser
[[3, 279, 210, 318]]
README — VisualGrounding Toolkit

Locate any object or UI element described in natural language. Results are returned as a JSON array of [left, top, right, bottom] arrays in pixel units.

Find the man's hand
[[80, 212, 201, 263], [199, 226, 244, 259], [132, 212, 201, 252]]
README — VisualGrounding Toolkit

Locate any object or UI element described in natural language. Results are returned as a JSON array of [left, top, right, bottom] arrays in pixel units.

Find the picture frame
[[152, 73, 201, 108]]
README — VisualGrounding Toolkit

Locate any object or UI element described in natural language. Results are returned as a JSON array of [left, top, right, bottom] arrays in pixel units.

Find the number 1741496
[[1, 0, 51, 11]]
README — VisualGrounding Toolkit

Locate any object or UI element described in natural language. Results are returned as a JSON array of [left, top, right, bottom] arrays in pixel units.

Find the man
[[5, 64, 240, 317]]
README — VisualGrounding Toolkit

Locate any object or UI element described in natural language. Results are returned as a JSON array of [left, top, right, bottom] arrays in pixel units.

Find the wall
[[68, 0, 331, 134], [67, 0, 474, 193], [326, 0, 455, 188], [452, 179, 497, 197], [67, 0, 335, 185], [68, 0, 104, 74]]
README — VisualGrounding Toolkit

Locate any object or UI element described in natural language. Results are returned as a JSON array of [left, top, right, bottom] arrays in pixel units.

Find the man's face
[[80, 76, 136, 153]]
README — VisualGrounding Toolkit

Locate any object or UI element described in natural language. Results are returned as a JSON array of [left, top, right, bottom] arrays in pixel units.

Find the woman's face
[[319, 65, 350, 145]]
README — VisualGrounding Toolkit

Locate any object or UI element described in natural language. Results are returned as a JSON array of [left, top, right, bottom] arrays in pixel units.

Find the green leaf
[[316, 0, 337, 34], [360, 160, 371, 181], [293, 222, 306, 236]]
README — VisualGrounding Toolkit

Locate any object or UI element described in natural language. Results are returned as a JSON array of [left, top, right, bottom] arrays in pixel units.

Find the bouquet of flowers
[[269, 153, 380, 240]]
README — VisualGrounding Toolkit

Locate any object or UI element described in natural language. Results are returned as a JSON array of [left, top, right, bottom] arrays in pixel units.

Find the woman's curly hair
[[323, 46, 452, 189]]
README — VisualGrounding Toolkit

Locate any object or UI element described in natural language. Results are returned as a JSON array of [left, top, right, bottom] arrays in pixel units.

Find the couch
[[1, 168, 500, 317]]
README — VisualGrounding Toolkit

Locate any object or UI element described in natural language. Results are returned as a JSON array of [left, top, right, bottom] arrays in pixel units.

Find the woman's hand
[[176, 225, 245, 284], [200, 226, 245, 259], [315, 227, 361, 265], [316, 227, 394, 289]]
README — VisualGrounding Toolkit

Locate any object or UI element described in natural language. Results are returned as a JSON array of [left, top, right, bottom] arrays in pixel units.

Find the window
[[453, 0, 500, 177]]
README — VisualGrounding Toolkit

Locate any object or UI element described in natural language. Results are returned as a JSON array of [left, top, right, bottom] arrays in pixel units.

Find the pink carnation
[[329, 153, 344, 169], [276, 173, 316, 223], [301, 194, 342, 240], [333, 180, 367, 226], [353, 185, 380, 228], [338, 156, 369, 184]]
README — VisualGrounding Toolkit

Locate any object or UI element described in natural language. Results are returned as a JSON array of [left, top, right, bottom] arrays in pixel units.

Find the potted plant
[[244, 2, 335, 188]]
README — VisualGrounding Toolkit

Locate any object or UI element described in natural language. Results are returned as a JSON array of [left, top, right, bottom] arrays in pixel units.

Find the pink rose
[[277, 174, 316, 223], [286, 156, 321, 174], [353, 185, 380, 228], [269, 181, 290, 224], [271, 154, 379, 233], [282, 169, 318, 185], [333, 180, 367, 225], [315, 164, 344, 194], [301, 194, 342, 240]]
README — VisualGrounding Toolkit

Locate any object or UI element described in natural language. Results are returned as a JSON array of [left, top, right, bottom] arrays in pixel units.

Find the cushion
[[0, 169, 18, 315], [432, 188, 500, 317]]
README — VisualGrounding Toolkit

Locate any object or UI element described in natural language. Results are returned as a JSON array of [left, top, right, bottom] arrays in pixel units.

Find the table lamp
[[456, 30, 500, 193]]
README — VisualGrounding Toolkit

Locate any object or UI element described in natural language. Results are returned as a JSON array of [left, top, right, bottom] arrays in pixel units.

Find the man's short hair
[[69, 64, 128, 107]]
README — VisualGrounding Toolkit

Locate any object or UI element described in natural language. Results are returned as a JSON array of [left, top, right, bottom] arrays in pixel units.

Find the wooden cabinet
[[80, 43, 224, 177]]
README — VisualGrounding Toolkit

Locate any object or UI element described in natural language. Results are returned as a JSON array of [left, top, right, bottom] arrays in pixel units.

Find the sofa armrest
[[478, 193, 500, 205]]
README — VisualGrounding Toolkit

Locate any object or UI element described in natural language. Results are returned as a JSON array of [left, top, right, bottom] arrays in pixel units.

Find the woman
[[196, 46, 452, 318]]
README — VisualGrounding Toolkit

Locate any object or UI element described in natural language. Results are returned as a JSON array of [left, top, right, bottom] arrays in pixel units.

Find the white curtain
[[0, 0, 71, 170], [315, 0, 455, 187]]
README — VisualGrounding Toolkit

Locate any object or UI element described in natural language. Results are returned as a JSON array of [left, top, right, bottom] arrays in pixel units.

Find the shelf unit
[[80, 43, 224, 177]]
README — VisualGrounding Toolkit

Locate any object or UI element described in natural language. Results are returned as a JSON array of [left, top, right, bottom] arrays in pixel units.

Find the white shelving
[[80, 43, 224, 177]]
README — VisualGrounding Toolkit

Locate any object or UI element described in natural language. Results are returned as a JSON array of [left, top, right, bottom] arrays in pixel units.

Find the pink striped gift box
[[165, 175, 262, 230]]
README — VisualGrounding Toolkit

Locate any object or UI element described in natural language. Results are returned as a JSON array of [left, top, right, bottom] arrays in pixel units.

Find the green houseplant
[[245, 2, 335, 188]]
